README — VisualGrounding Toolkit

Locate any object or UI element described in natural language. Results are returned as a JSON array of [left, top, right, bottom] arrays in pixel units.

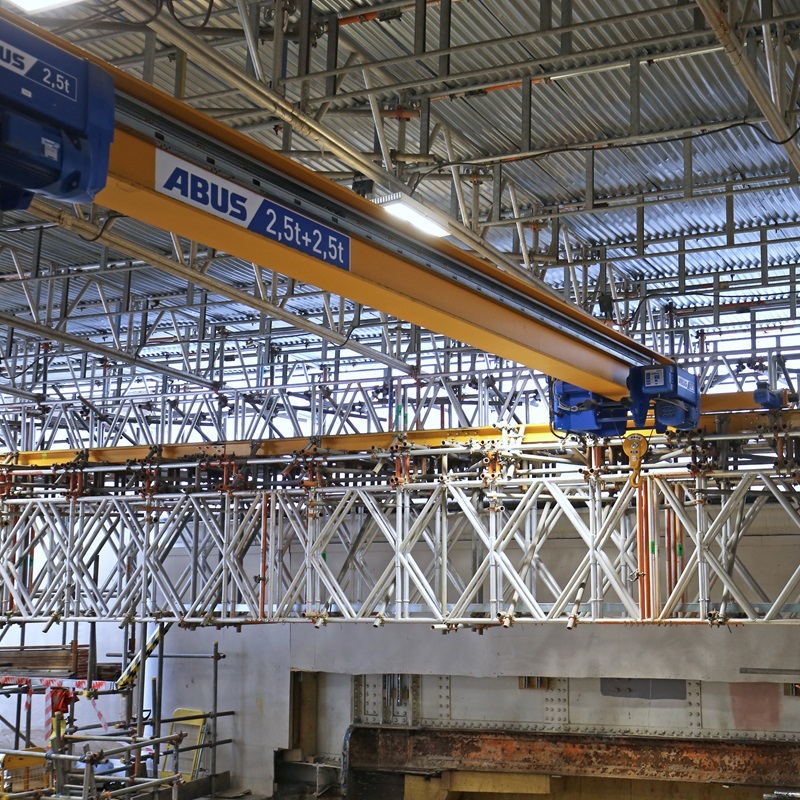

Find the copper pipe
[[636, 482, 652, 619], [483, 81, 524, 93], [665, 507, 672, 594], [338, 0, 448, 26], [677, 485, 686, 612], [259, 499, 268, 619], [339, 10, 381, 24], [594, 618, 744, 625], [636, 483, 646, 618], [642, 481, 653, 619], [665, 507, 675, 595]]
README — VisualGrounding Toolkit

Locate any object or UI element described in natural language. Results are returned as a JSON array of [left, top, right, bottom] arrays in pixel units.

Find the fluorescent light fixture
[[8, 0, 82, 13], [377, 194, 449, 238]]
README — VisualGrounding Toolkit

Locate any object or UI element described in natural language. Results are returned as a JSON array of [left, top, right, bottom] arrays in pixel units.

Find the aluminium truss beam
[[0, 310, 216, 390], [27, 200, 412, 376], [0, 465, 798, 627], [3, 386, 791, 465]]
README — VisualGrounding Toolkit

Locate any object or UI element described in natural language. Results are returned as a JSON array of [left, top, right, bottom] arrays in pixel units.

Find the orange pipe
[[677, 486, 686, 613], [644, 491, 651, 620], [595, 618, 744, 625], [485, 81, 524, 93], [636, 483, 652, 619], [666, 508, 676, 595], [259, 498, 268, 619], [338, 10, 381, 24], [338, 0, 452, 26], [636, 484, 646, 619], [664, 508, 671, 594], [382, 109, 419, 119]]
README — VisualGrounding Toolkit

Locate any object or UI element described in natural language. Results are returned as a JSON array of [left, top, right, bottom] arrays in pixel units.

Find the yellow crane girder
[[1, 9, 667, 402]]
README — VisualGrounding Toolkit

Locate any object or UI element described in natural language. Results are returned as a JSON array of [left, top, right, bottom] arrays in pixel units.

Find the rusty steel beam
[[347, 727, 800, 786]]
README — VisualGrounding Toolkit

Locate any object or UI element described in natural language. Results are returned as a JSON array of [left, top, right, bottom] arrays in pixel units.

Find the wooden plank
[[442, 771, 551, 793], [0, 645, 89, 677], [404, 775, 451, 800]]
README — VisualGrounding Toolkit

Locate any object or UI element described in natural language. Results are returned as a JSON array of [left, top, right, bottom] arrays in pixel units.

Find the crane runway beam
[[6, 392, 795, 466]]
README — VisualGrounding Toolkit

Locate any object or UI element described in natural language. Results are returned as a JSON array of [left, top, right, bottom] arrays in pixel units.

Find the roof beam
[[110, 0, 537, 286], [696, 0, 800, 175], [285, 4, 701, 87], [7, 392, 784, 465]]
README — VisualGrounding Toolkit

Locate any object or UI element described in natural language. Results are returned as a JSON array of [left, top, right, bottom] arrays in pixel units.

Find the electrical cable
[[412, 118, 800, 184], [164, 0, 216, 30], [546, 377, 571, 442], [81, 0, 215, 30], [77, 213, 125, 243]]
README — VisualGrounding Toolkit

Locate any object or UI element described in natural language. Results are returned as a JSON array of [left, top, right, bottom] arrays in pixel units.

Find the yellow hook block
[[623, 433, 648, 487]]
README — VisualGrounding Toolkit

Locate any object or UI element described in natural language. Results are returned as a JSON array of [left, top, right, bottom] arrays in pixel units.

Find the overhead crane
[[0, 8, 666, 406], [2, 11, 791, 442], [7, 27, 800, 798]]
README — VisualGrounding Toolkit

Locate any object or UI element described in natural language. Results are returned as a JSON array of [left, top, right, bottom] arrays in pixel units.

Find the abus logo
[[162, 167, 248, 222], [0, 42, 27, 73], [155, 150, 352, 271]]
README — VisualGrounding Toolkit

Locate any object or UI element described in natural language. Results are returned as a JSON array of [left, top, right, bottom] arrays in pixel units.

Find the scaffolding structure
[[1, 348, 798, 454], [1, 422, 799, 628], [0, 643, 231, 800]]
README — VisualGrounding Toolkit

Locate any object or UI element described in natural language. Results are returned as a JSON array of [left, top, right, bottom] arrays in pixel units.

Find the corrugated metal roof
[[2, 0, 800, 370]]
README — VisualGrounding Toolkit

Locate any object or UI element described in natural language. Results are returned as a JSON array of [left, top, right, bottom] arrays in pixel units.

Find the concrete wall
[[1, 611, 800, 795], [158, 626, 291, 794]]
